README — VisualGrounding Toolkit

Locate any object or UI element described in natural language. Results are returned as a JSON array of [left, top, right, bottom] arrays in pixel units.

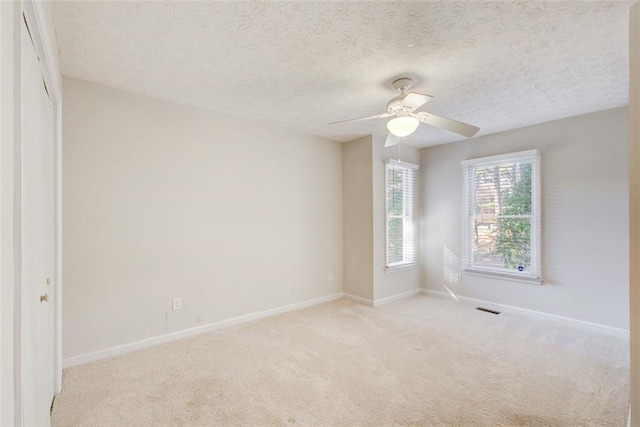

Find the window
[[462, 150, 541, 282], [385, 160, 418, 271]]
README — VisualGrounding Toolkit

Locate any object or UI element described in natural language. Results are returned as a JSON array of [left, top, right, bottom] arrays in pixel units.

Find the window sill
[[462, 268, 543, 285], [386, 263, 415, 274]]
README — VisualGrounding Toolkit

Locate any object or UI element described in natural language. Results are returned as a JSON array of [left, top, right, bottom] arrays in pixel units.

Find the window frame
[[461, 150, 542, 284], [385, 159, 419, 272]]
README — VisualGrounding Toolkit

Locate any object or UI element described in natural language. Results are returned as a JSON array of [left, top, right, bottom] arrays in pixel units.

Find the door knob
[[40, 294, 49, 303]]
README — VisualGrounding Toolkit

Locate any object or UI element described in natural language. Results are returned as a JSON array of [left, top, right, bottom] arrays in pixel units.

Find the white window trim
[[385, 159, 419, 273], [461, 150, 542, 283], [386, 261, 415, 273], [388, 159, 420, 170], [463, 268, 543, 285]]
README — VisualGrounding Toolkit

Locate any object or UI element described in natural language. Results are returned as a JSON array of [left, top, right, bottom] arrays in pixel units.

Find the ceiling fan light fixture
[[387, 116, 419, 137]]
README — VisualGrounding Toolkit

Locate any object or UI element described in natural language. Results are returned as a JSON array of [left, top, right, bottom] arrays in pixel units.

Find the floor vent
[[476, 307, 500, 315]]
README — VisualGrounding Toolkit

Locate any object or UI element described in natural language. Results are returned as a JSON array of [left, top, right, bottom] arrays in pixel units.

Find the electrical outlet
[[172, 297, 182, 311], [456, 273, 462, 283], [328, 273, 334, 282]]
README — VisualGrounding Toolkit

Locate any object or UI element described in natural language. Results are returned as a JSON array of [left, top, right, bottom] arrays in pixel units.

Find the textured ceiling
[[53, 1, 629, 147]]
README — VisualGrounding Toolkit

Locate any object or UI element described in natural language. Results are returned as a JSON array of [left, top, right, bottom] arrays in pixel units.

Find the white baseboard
[[373, 288, 422, 307], [343, 293, 374, 306], [422, 289, 629, 338], [68, 287, 621, 369], [628, 406, 631, 427], [344, 288, 422, 307], [63, 293, 343, 368]]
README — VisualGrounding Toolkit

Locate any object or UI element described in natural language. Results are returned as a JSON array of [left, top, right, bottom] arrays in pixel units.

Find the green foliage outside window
[[387, 169, 405, 264], [494, 163, 532, 271], [469, 155, 537, 275]]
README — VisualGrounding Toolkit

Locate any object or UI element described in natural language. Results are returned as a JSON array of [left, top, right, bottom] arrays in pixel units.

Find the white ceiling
[[53, 1, 629, 148]]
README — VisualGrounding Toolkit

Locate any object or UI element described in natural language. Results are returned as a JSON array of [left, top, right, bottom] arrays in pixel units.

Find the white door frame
[[0, 1, 62, 425], [22, 0, 63, 397], [0, 2, 21, 426]]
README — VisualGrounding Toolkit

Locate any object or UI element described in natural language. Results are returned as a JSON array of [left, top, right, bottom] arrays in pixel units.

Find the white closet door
[[21, 15, 55, 426]]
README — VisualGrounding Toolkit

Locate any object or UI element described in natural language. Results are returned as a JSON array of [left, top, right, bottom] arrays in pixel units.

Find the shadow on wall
[[442, 246, 461, 299]]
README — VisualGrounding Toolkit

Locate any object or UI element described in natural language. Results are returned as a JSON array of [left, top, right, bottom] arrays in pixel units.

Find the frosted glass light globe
[[387, 116, 419, 137]]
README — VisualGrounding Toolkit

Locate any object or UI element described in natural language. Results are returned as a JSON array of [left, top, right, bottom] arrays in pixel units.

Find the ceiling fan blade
[[328, 112, 392, 125], [414, 112, 479, 137], [384, 133, 401, 148], [402, 92, 433, 110]]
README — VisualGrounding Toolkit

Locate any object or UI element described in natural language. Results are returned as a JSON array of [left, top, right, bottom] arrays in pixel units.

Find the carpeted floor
[[52, 295, 629, 426]]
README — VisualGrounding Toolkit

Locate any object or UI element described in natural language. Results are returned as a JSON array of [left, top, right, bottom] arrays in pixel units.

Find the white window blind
[[462, 150, 541, 281], [385, 160, 418, 271]]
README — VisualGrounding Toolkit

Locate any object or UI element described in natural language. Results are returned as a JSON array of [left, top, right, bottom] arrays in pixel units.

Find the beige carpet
[[52, 295, 629, 426]]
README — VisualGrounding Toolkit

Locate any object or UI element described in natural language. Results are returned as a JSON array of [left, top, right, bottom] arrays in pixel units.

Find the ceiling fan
[[329, 77, 480, 147]]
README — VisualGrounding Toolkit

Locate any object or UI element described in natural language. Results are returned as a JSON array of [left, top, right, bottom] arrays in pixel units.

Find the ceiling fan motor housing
[[387, 96, 408, 115], [387, 77, 415, 115]]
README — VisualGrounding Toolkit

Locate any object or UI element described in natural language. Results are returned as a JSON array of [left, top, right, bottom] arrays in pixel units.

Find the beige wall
[[342, 136, 422, 303], [372, 137, 421, 300], [421, 107, 629, 329], [342, 136, 373, 300], [62, 77, 343, 358]]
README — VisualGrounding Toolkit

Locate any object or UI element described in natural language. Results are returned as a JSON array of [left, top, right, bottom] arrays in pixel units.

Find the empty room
[[2, 1, 640, 426]]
